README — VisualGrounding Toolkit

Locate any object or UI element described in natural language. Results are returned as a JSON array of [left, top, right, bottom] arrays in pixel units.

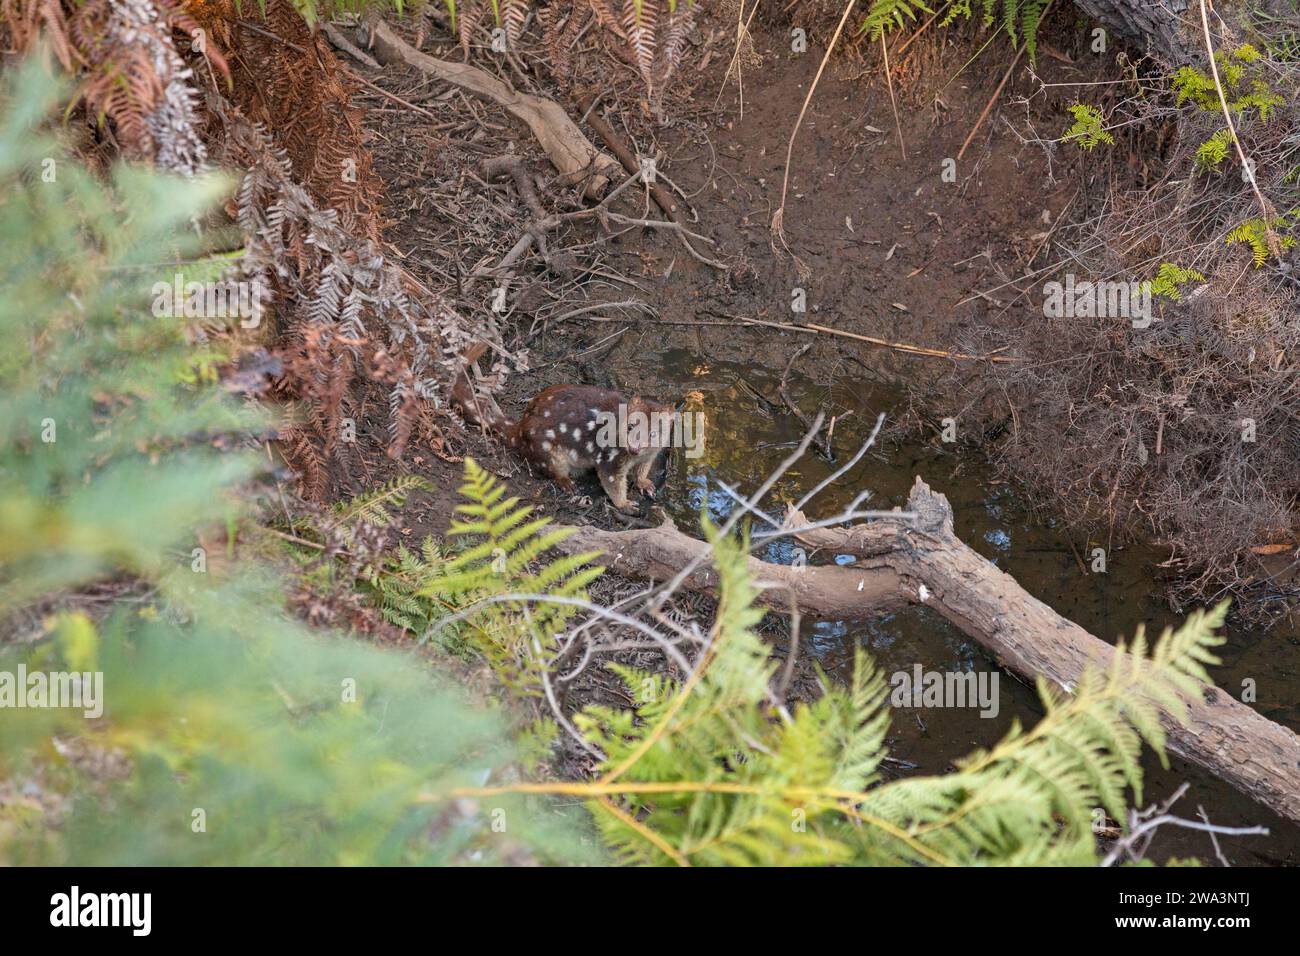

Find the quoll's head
[[625, 395, 677, 455]]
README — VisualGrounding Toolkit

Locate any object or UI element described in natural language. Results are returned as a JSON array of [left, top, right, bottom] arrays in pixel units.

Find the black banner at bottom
[[0, 864, 1283, 941]]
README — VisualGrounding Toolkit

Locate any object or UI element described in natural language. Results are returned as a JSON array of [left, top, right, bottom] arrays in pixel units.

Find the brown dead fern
[[187, 0, 385, 243], [449, 0, 693, 94], [504, 0, 528, 47], [211, 97, 497, 495], [5, 0, 513, 498], [5, 0, 217, 173], [622, 0, 658, 91]]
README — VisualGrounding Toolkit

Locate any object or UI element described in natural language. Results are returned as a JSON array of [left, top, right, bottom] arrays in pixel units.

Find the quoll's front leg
[[597, 460, 637, 513], [635, 450, 660, 499]]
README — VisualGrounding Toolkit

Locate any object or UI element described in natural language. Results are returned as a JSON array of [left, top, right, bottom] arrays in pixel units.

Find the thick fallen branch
[[321, 21, 379, 69], [575, 92, 683, 226], [364, 19, 619, 198], [551, 477, 1300, 826], [555, 515, 908, 619]]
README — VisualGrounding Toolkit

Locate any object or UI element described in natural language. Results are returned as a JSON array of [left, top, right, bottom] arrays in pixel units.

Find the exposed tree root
[[363, 18, 620, 198]]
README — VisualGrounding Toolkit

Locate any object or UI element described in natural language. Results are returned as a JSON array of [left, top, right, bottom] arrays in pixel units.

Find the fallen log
[[551, 477, 1300, 826], [363, 19, 620, 199], [557, 515, 907, 619]]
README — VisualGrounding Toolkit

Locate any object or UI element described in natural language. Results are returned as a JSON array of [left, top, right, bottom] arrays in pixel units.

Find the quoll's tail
[[451, 342, 518, 445]]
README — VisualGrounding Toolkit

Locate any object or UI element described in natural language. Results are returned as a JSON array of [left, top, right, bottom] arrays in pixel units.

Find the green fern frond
[[384, 458, 605, 694], [1225, 216, 1296, 266], [1172, 65, 1219, 111], [1002, 0, 1020, 46], [1195, 129, 1233, 170], [1062, 103, 1114, 151], [1215, 50, 1246, 89], [877, 0, 1046, 56], [328, 474, 431, 530], [1173, 49, 1281, 122], [516, 717, 562, 771], [1018, 0, 1045, 60], [941, 0, 972, 26], [1232, 81, 1283, 122], [1144, 262, 1206, 302], [860, 0, 935, 41]]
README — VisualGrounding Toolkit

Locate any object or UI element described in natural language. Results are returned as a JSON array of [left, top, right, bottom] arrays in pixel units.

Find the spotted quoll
[[454, 361, 675, 511], [510, 386, 674, 511]]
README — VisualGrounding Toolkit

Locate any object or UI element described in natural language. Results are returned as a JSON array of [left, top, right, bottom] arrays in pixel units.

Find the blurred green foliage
[[0, 55, 593, 866]]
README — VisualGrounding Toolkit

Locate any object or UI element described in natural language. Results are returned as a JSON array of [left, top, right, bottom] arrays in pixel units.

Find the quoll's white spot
[[545, 429, 555, 439], [543, 410, 551, 418], [541, 440, 551, 452], [572, 425, 583, 438], [559, 423, 567, 433], [586, 441, 594, 453]]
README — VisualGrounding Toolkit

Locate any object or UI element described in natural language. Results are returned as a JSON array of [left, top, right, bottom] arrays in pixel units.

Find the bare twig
[[428, 592, 694, 676], [792, 412, 887, 514], [778, 343, 833, 459], [526, 607, 607, 760], [881, 35, 906, 161], [1100, 783, 1269, 865]]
